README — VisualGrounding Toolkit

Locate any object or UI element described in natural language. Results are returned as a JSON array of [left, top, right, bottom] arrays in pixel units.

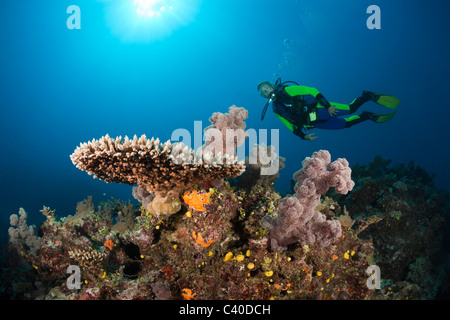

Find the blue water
[[1, 0, 450, 243]]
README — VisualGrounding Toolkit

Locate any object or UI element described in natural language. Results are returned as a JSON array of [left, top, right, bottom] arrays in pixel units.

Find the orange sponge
[[183, 190, 211, 212]]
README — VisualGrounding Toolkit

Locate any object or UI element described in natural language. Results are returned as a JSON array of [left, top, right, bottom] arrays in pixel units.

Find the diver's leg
[[316, 106, 331, 120], [348, 91, 373, 114], [344, 112, 373, 128], [314, 117, 347, 130], [314, 105, 351, 129]]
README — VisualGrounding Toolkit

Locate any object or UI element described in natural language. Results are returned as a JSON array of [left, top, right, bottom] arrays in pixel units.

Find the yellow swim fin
[[372, 111, 397, 123], [373, 94, 400, 109]]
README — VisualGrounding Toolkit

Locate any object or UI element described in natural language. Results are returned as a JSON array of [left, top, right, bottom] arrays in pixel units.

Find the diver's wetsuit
[[272, 85, 372, 139]]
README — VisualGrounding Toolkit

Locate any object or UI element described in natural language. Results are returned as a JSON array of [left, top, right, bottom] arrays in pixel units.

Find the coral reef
[[335, 155, 450, 299], [4, 180, 379, 300], [3, 151, 449, 300], [2, 106, 449, 300], [3, 146, 387, 300]]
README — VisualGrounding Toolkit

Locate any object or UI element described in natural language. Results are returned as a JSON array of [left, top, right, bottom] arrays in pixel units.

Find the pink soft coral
[[263, 150, 355, 252], [203, 105, 248, 157]]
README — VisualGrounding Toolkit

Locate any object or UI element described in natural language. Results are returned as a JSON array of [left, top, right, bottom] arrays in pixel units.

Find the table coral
[[70, 134, 245, 217]]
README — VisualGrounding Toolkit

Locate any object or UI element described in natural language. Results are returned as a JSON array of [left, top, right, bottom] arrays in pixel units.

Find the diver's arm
[[273, 109, 311, 140], [315, 93, 332, 108], [294, 126, 318, 141], [285, 85, 332, 109], [293, 126, 306, 140]]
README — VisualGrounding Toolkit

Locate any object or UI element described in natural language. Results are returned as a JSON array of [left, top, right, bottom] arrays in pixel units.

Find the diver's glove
[[327, 106, 338, 117], [304, 133, 318, 141], [294, 126, 318, 141]]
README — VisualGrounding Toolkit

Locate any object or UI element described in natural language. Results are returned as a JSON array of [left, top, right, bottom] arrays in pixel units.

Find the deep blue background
[[1, 0, 450, 243]]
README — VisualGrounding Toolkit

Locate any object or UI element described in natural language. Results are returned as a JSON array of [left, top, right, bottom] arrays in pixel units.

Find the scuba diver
[[258, 78, 400, 141]]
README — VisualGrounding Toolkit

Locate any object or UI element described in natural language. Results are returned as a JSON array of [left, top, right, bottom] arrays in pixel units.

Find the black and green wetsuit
[[271, 85, 374, 139]]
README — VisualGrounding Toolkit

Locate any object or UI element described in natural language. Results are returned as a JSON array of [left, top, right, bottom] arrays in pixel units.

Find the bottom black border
[[0, 299, 445, 319]]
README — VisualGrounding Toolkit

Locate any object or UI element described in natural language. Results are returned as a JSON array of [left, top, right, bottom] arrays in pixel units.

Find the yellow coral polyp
[[183, 190, 211, 212], [265, 271, 274, 277], [235, 254, 245, 262], [224, 252, 233, 261]]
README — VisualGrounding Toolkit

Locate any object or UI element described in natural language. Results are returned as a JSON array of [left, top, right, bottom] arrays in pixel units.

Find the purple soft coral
[[263, 150, 355, 252]]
